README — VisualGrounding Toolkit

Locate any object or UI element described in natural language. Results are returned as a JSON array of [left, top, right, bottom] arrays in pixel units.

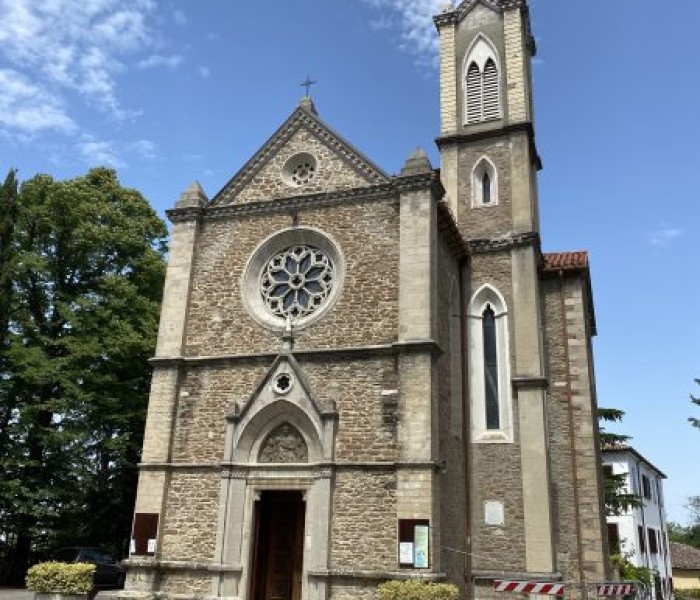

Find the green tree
[[598, 407, 641, 517], [0, 169, 18, 448], [0, 168, 167, 584], [690, 379, 700, 428], [668, 497, 700, 550]]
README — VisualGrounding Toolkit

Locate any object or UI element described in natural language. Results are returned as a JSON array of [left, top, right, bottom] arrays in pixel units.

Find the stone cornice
[[149, 339, 442, 367], [167, 172, 445, 223], [467, 231, 540, 254], [308, 568, 447, 581], [138, 460, 442, 474], [433, 0, 527, 29], [436, 122, 542, 171], [165, 206, 204, 223], [511, 375, 548, 390], [395, 170, 445, 199]]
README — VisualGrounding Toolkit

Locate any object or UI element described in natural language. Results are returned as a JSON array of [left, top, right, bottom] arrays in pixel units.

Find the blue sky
[[0, 1, 698, 525]]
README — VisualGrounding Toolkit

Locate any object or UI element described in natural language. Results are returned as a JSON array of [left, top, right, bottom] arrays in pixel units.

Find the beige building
[[123, 2, 610, 600], [670, 542, 700, 591]]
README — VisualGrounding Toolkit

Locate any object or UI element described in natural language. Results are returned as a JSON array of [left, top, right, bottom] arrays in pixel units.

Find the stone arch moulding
[[467, 283, 513, 443], [463, 33, 501, 74], [471, 155, 499, 207]]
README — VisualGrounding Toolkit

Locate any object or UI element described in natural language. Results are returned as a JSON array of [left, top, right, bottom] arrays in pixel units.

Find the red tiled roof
[[670, 541, 700, 570], [542, 251, 589, 271]]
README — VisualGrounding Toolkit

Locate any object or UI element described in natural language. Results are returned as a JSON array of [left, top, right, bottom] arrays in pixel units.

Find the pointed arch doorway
[[250, 490, 306, 600]]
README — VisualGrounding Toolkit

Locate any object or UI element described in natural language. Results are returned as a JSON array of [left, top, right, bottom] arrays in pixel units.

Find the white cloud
[[648, 227, 684, 247], [130, 139, 158, 160], [0, 68, 76, 133], [76, 136, 124, 168], [173, 9, 186, 25], [0, 0, 168, 123], [198, 66, 211, 79], [361, 0, 446, 67], [137, 54, 183, 69]]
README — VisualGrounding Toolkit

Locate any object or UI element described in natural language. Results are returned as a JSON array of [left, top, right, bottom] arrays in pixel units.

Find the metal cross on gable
[[300, 75, 317, 97]]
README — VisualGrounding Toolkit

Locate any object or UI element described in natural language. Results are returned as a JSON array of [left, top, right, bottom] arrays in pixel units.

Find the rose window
[[260, 245, 334, 319], [291, 160, 315, 185]]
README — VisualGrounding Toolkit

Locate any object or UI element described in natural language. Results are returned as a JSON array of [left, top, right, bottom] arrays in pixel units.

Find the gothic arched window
[[468, 285, 513, 442], [464, 37, 501, 124], [472, 156, 498, 207]]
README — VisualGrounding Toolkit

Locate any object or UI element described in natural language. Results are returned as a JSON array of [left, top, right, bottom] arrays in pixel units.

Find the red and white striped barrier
[[596, 584, 636, 596], [493, 580, 566, 596]]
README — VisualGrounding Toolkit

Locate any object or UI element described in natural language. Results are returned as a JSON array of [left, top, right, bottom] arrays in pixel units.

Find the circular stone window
[[282, 153, 317, 187], [241, 227, 344, 331], [272, 372, 294, 395]]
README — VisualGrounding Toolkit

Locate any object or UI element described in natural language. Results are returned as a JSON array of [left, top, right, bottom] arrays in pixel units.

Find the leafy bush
[[675, 590, 700, 600], [26, 562, 96, 594], [378, 580, 459, 600]]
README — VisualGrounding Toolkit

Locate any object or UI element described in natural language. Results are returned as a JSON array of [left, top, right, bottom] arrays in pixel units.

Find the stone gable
[[213, 106, 390, 206]]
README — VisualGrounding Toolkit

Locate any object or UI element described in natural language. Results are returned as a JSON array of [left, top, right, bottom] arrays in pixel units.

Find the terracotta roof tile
[[670, 541, 700, 570], [543, 251, 589, 271]]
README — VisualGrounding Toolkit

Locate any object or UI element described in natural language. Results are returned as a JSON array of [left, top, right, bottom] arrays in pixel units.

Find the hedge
[[26, 562, 96, 594], [675, 590, 700, 600], [378, 580, 459, 600]]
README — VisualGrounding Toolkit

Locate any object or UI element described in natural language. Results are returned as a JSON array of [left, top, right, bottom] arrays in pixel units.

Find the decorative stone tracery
[[258, 423, 309, 463]]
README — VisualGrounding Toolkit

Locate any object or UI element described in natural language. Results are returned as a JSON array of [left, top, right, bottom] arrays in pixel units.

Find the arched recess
[[471, 155, 498, 207], [234, 399, 323, 464], [467, 284, 513, 442], [463, 34, 502, 124]]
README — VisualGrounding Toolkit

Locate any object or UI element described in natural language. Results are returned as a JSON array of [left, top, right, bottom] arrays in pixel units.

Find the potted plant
[[26, 562, 97, 600]]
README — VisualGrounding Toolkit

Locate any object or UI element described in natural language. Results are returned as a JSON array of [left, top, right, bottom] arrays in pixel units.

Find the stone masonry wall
[[457, 140, 513, 240], [184, 197, 399, 357], [436, 235, 467, 588], [160, 470, 220, 562], [171, 355, 398, 465], [542, 274, 608, 585], [230, 127, 374, 204], [331, 471, 397, 570]]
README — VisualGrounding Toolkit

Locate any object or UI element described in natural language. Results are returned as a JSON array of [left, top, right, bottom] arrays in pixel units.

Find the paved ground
[[0, 590, 120, 600]]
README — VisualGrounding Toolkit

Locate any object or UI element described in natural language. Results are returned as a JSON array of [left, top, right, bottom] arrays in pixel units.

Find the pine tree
[[690, 379, 700, 428], [598, 407, 641, 517]]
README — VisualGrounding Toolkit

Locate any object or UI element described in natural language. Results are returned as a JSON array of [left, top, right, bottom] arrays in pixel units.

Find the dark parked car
[[53, 547, 126, 588]]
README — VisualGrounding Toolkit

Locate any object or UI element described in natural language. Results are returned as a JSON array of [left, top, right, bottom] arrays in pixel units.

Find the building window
[[463, 36, 501, 124], [468, 285, 512, 442], [483, 305, 499, 429], [638, 525, 646, 554], [642, 474, 652, 500], [607, 523, 620, 554], [471, 156, 498, 207], [648, 527, 658, 554]]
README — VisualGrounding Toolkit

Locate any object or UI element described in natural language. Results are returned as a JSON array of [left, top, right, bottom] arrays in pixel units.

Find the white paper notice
[[399, 542, 414, 565]]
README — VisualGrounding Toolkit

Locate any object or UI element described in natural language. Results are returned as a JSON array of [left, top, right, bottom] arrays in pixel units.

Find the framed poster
[[413, 525, 429, 568], [398, 519, 430, 569]]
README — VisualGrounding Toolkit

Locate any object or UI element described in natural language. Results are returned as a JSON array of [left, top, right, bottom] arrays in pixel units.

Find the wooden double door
[[250, 491, 306, 600]]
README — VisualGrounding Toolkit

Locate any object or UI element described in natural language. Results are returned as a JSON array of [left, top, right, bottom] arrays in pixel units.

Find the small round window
[[282, 153, 317, 187]]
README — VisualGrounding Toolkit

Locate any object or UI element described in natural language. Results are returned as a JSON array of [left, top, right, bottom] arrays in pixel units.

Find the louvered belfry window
[[466, 58, 500, 123], [466, 62, 482, 124]]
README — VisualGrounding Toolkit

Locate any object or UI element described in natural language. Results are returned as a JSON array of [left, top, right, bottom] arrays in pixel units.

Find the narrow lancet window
[[483, 305, 500, 429], [482, 172, 491, 204]]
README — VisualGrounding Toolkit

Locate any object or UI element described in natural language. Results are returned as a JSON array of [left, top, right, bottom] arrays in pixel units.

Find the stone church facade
[[124, 2, 610, 600]]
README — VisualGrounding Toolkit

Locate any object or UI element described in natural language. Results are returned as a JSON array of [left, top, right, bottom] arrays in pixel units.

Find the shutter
[[482, 58, 500, 120], [466, 62, 482, 123]]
